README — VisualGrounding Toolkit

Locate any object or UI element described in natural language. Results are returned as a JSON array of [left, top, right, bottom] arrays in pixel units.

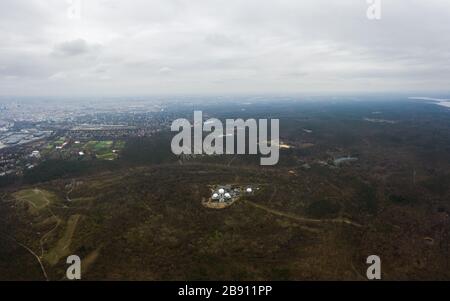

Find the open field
[[85, 141, 113, 152], [12, 188, 59, 214], [40, 139, 125, 161]]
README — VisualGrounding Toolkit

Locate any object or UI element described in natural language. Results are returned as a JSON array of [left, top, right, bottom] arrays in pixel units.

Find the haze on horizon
[[1, 0, 450, 97]]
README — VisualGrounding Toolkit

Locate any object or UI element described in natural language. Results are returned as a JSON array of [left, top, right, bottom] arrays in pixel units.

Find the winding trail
[[40, 182, 77, 256], [39, 210, 61, 258], [66, 180, 75, 202], [4, 189, 63, 280], [227, 155, 238, 166], [243, 200, 363, 228], [0, 232, 49, 281]]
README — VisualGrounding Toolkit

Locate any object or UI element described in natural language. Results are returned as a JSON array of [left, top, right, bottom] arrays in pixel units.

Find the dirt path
[[8, 189, 65, 280], [66, 180, 75, 202], [243, 200, 363, 228], [227, 155, 237, 166], [0, 232, 49, 281], [39, 215, 61, 258]]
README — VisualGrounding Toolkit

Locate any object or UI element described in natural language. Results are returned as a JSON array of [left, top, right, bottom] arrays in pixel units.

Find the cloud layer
[[1, 0, 450, 96]]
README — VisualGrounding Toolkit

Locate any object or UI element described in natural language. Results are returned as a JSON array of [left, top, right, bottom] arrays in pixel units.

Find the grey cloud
[[0, 52, 55, 78], [1, 0, 450, 96], [53, 39, 98, 57], [204, 34, 243, 47]]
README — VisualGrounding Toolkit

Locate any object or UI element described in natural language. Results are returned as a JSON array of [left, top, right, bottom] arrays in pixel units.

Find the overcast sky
[[1, 0, 449, 96]]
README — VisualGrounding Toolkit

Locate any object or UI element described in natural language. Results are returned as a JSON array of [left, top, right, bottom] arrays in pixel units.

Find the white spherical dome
[[224, 193, 231, 198], [246, 187, 252, 193], [212, 193, 219, 198], [218, 188, 225, 194]]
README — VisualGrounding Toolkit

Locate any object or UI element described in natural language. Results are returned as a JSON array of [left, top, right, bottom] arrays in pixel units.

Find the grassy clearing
[[42, 139, 125, 161], [13, 188, 59, 214], [44, 214, 81, 266], [84, 141, 120, 160], [96, 152, 118, 160], [85, 141, 113, 153]]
